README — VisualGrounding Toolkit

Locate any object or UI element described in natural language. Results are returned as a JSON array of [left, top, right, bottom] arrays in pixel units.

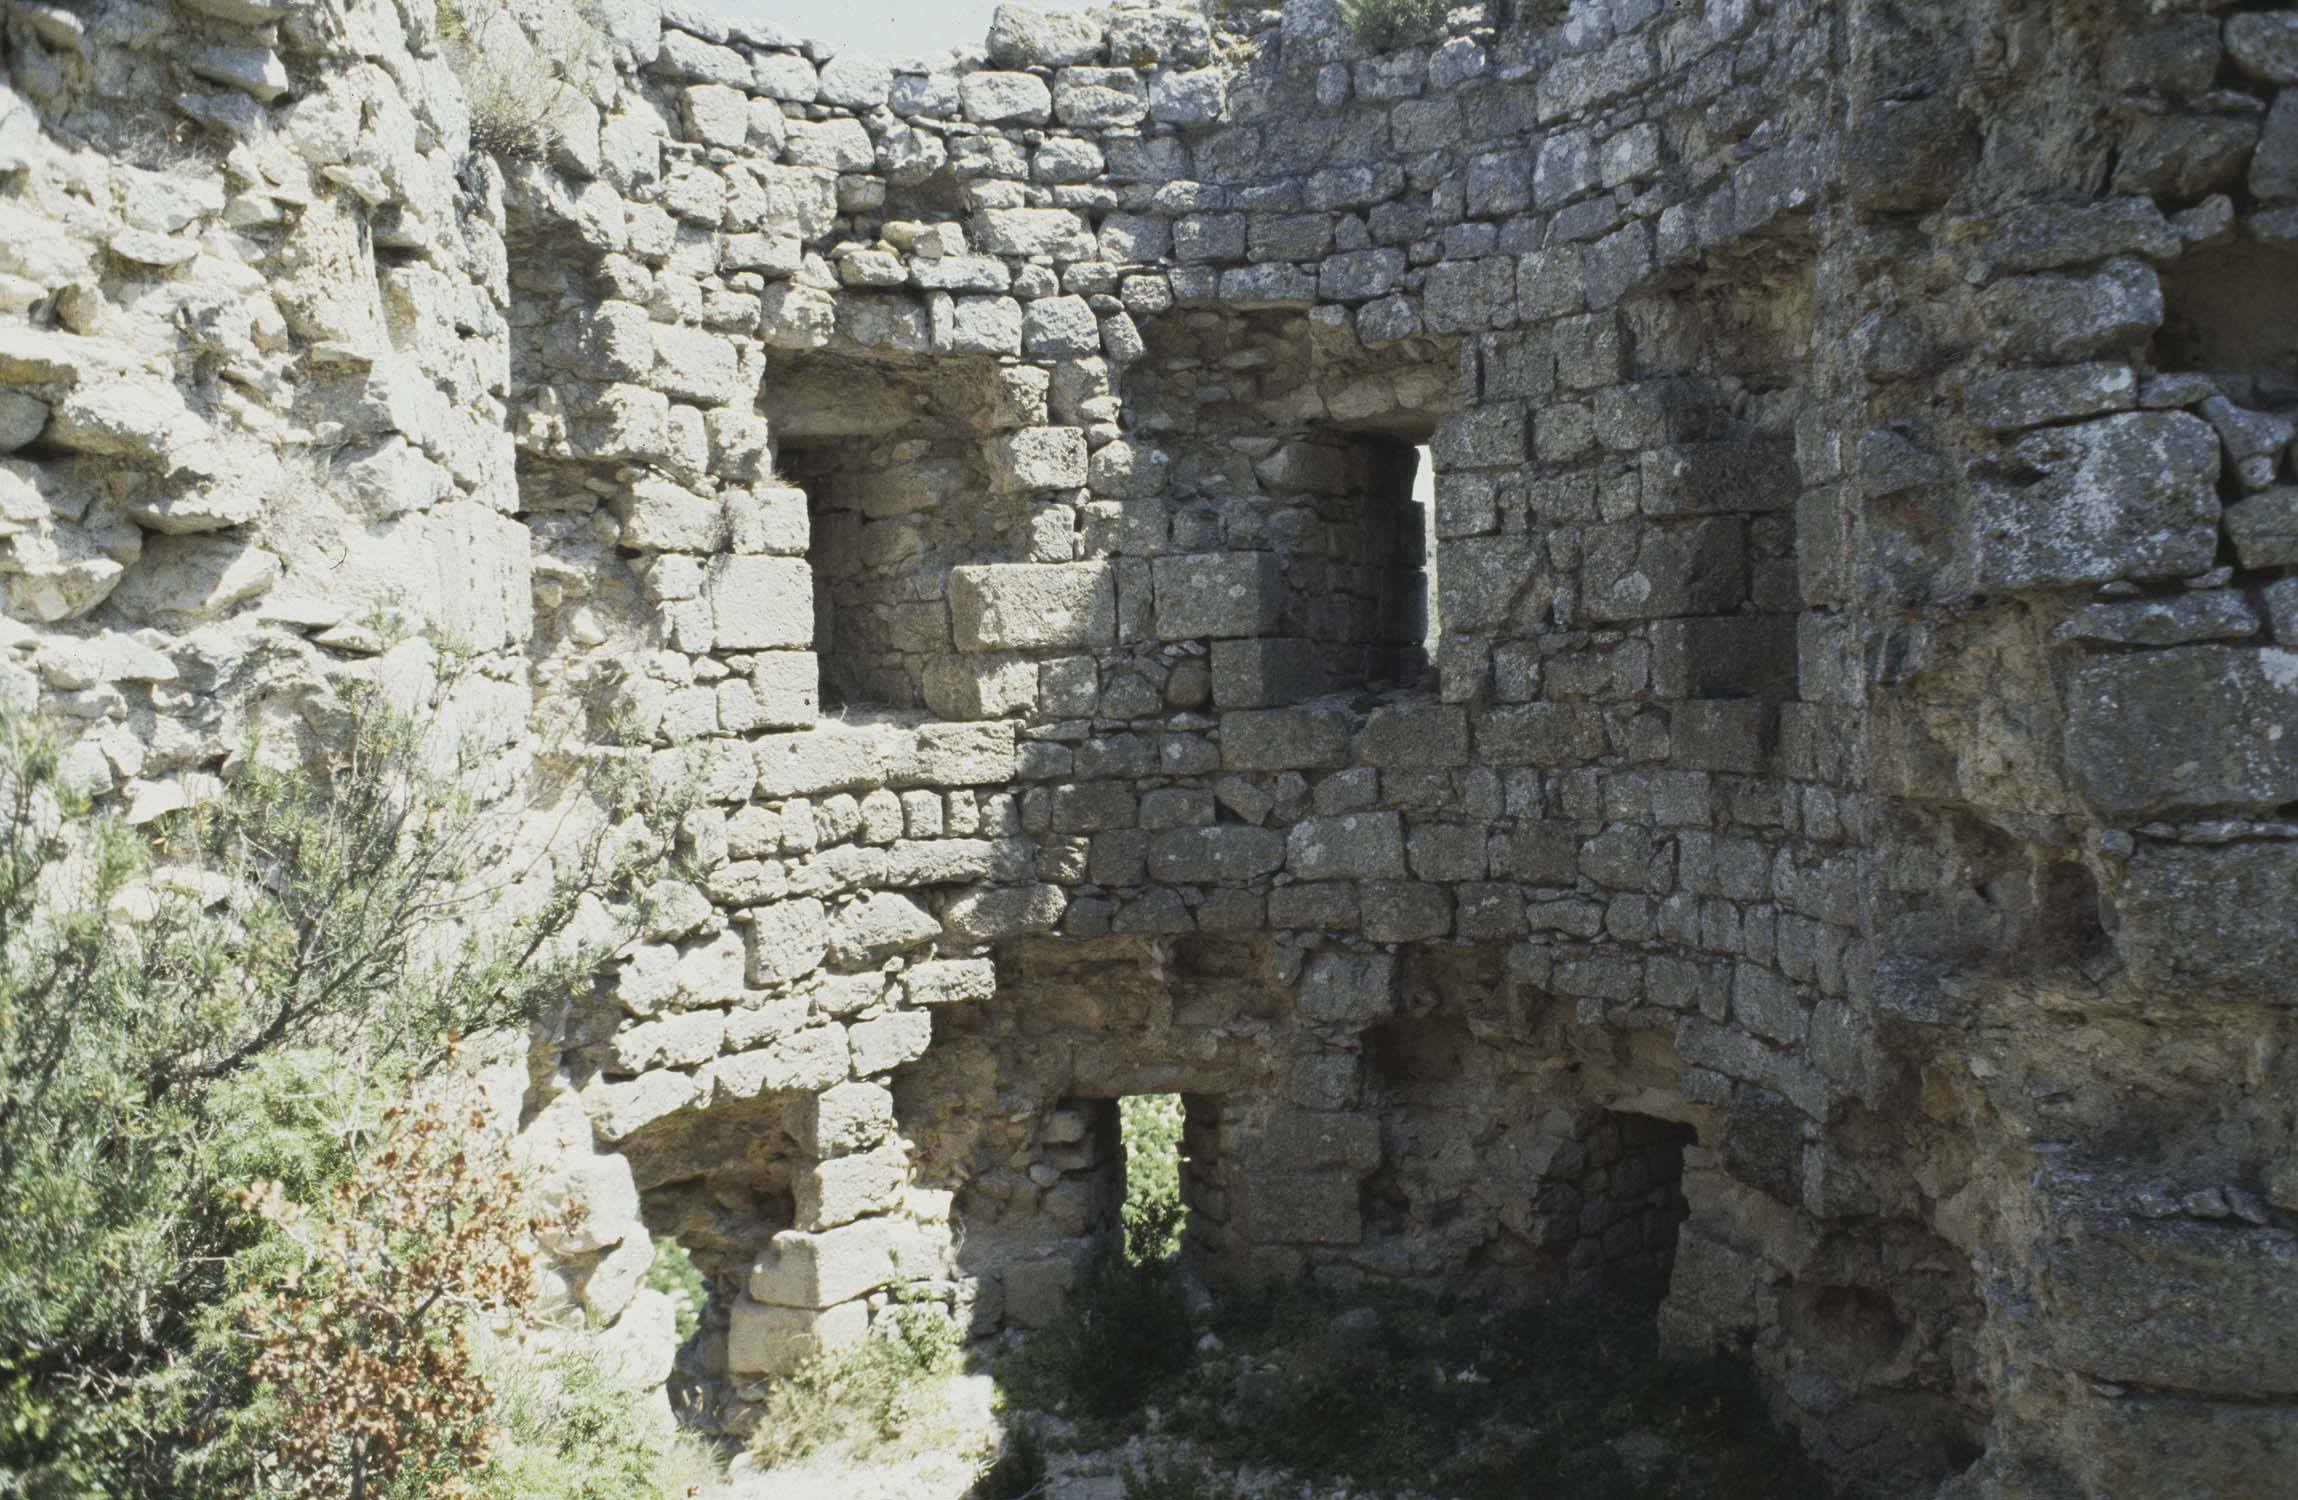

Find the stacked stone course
[[3, 0, 2297, 1492]]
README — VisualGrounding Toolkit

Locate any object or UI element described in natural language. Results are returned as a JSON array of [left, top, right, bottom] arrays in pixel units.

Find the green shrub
[[747, 1293, 962, 1469], [972, 1419, 1047, 1500], [646, 1238, 710, 1344], [465, 1336, 718, 1500], [0, 685, 660, 1498], [1119, 1450, 1220, 1500], [1119, 1094, 1185, 1264], [1341, 0, 1449, 49], [1035, 1256, 1197, 1421], [438, 0, 610, 161]]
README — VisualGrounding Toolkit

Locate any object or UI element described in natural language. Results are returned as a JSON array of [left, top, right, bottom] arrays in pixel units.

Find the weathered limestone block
[[2225, 489, 2298, 569], [949, 563, 1116, 651], [941, 883, 1064, 942], [108, 534, 280, 626], [755, 724, 894, 798], [893, 722, 1019, 786], [585, 1068, 708, 1142], [988, 4, 1104, 66], [1287, 812, 1406, 881], [902, 958, 998, 1006], [1234, 1172, 1362, 1245], [727, 1297, 868, 1375], [714, 1025, 849, 1098], [797, 1081, 898, 1158], [827, 892, 941, 965], [797, 1141, 908, 1229], [751, 1220, 900, 1309], [990, 426, 1090, 489], [746, 897, 828, 985], [1147, 825, 1287, 883], [2120, 841, 2298, 1004], [1299, 949, 1398, 1025], [1975, 413, 2221, 588], [849, 1010, 933, 1075], [2042, 1216, 2298, 1395], [2064, 648, 2298, 816], [1152, 552, 1286, 640], [1210, 638, 1324, 709], [1220, 704, 1352, 770], [1248, 1112, 1383, 1173]]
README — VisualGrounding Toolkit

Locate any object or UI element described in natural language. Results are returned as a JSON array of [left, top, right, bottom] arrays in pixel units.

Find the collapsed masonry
[[3, 0, 2297, 1492]]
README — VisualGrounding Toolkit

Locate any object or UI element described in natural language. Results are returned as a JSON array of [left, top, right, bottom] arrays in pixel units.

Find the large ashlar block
[[989, 425, 1090, 489], [1152, 552, 1287, 640], [727, 1297, 869, 1376], [2121, 840, 2298, 1003], [2064, 647, 2298, 817], [949, 562, 1115, 651], [749, 1220, 900, 1308], [1974, 411, 2220, 588], [1234, 1171, 1363, 1246], [707, 555, 812, 649], [753, 722, 895, 797], [797, 1141, 908, 1230]]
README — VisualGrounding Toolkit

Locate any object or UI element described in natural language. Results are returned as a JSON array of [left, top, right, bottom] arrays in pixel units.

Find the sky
[[718, 0, 1018, 56]]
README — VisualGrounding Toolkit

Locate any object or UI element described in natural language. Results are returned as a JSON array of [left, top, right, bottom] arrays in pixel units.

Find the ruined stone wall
[[3, 0, 2296, 1493]]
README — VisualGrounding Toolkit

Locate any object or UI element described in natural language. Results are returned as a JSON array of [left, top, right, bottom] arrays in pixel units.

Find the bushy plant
[[972, 1419, 1047, 1500], [746, 1293, 963, 1468], [1119, 1095, 1185, 1264], [0, 684, 660, 1498], [1119, 1450, 1220, 1500], [438, 0, 610, 161], [1341, 0, 1450, 49], [1035, 1256, 1196, 1421], [240, 1061, 545, 1500]]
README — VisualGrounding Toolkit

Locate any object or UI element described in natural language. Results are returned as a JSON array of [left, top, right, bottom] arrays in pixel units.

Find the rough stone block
[[2065, 647, 2298, 816], [714, 1025, 848, 1098], [1211, 638, 1325, 709], [1152, 552, 1287, 640], [1221, 704, 1353, 770], [1146, 825, 1287, 883], [707, 555, 812, 649], [1975, 412, 2221, 588], [1287, 811, 1406, 881], [796, 1081, 897, 1158], [2043, 1216, 2298, 1395], [851, 1008, 936, 1076], [755, 725, 893, 798], [2122, 841, 2298, 1004], [950, 563, 1116, 651], [1299, 949, 1398, 1025], [1235, 1172, 1362, 1246], [728, 1297, 869, 1376], [747, 898, 828, 986], [749, 1221, 899, 1308], [827, 892, 941, 965]]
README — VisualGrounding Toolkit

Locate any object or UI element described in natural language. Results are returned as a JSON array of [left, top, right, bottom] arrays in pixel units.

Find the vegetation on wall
[[0, 685, 680, 1499], [436, 0, 611, 161], [1341, 0, 1451, 49]]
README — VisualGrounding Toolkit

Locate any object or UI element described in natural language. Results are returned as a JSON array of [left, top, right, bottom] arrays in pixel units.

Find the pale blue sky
[[718, 0, 1018, 56]]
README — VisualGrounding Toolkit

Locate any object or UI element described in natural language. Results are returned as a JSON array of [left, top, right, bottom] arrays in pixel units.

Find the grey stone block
[[2065, 647, 2298, 816], [1153, 552, 1287, 639], [949, 563, 1116, 652], [2122, 841, 2298, 1004], [1146, 825, 1287, 883], [1287, 811, 1406, 881], [1975, 412, 2221, 588]]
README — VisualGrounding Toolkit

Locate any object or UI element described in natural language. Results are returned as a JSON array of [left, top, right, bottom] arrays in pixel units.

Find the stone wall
[[3, 0, 2296, 1493]]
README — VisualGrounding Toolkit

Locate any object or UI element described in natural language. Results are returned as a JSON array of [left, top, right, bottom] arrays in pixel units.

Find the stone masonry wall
[[3, 0, 2297, 1493]]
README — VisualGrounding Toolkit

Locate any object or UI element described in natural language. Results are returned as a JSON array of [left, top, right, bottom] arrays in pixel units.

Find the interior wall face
[[5, 0, 2297, 1494]]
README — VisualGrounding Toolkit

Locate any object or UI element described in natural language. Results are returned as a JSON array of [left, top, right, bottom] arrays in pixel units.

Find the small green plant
[[437, 0, 609, 161], [1120, 1450, 1221, 1500], [1032, 1256, 1197, 1421], [646, 1238, 710, 1344], [1341, 0, 1449, 49], [470, 1335, 719, 1500], [972, 1419, 1047, 1500], [746, 1292, 963, 1469], [1120, 1094, 1185, 1264]]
